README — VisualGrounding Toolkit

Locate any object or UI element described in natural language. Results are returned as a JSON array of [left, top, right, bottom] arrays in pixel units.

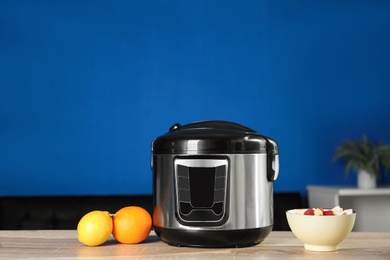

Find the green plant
[[333, 135, 390, 177]]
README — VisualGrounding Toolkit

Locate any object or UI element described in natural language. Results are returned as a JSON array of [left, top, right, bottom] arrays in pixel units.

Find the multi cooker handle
[[267, 153, 279, 182], [169, 120, 257, 133], [266, 137, 279, 182]]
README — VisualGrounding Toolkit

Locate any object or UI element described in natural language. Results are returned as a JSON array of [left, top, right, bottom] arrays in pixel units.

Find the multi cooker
[[151, 120, 279, 247]]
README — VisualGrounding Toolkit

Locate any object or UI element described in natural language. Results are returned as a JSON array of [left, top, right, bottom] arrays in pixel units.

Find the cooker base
[[154, 226, 273, 248]]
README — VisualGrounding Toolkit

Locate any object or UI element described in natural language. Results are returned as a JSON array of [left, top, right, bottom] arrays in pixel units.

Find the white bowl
[[286, 209, 356, 251]]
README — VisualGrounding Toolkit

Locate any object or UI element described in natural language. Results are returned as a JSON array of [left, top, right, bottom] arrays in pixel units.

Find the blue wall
[[1, 0, 390, 196]]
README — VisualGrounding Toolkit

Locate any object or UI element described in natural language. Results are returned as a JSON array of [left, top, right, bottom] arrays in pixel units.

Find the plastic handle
[[170, 120, 256, 133]]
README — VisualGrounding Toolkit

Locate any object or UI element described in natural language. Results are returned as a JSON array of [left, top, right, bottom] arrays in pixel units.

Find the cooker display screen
[[189, 167, 215, 208], [175, 158, 228, 225]]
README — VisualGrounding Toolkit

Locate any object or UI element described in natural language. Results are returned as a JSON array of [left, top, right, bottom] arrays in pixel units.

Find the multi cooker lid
[[152, 120, 278, 155]]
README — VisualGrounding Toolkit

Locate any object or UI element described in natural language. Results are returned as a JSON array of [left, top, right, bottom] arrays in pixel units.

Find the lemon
[[77, 210, 113, 246]]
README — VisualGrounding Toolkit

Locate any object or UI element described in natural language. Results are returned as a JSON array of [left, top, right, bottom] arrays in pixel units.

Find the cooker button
[[179, 202, 193, 215], [214, 177, 225, 189], [212, 202, 223, 215], [214, 189, 225, 202], [177, 165, 189, 177], [215, 165, 226, 177], [178, 177, 190, 189], [178, 189, 190, 202]]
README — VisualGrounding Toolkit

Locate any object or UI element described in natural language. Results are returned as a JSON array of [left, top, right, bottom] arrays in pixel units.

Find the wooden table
[[1, 230, 389, 259]]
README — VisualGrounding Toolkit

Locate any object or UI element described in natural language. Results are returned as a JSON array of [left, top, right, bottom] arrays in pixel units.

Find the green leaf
[[334, 134, 390, 177]]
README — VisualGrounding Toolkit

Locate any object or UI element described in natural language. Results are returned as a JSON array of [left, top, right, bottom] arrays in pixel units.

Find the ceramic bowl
[[286, 209, 356, 251]]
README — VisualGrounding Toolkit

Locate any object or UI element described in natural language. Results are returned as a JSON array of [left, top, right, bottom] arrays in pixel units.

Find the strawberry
[[323, 210, 334, 216], [304, 208, 315, 215]]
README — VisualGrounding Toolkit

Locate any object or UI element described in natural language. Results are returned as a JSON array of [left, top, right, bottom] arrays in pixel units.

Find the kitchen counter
[[1, 230, 390, 259]]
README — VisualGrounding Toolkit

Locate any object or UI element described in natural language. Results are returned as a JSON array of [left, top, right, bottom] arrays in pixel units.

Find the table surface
[[1, 230, 390, 259]]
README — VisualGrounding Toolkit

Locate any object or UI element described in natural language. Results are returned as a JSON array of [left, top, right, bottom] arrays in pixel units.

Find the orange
[[112, 206, 152, 244], [152, 205, 163, 227]]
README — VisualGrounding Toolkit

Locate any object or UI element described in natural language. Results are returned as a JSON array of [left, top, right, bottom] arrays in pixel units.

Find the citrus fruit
[[152, 205, 163, 227], [112, 206, 152, 244], [77, 210, 113, 246]]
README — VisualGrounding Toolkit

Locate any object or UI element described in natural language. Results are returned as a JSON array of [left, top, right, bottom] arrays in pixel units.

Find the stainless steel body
[[153, 153, 278, 230], [151, 120, 279, 247]]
